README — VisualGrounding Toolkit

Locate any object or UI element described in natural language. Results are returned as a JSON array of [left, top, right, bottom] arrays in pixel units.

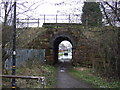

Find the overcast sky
[[59, 40, 72, 49], [17, 0, 85, 18], [0, 0, 85, 25], [9, 0, 85, 26], [1, 0, 119, 26]]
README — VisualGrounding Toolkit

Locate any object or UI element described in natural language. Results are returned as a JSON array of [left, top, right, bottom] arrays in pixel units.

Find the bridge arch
[[50, 32, 76, 64]]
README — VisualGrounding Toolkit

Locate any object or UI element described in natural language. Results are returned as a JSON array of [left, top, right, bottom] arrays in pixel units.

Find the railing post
[[38, 18, 39, 27], [44, 14, 45, 23], [56, 14, 57, 23], [69, 14, 70, 23], [41, 77, 45, 88], [27, 18, 29, 27], [76, 15, 77, 23]]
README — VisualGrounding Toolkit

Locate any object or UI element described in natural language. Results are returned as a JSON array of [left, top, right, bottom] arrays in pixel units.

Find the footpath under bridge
[[5, 14, 120, 79]]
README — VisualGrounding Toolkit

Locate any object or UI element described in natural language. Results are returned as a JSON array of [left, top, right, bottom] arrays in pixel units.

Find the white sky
[[60, 40, 72, 48], [0, 0, 85, 25], [17, 0, 85, 18], [1, 0, 119, 27], [12, 0, 85, 26]]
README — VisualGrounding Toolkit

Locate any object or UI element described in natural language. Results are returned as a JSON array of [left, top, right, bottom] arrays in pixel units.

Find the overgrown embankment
[[2, 25, 120, 81], [76, 26, 119, 79], [2, 59, 57, 88], [69, 67, 120, 88], [2, 26, 47, 73]]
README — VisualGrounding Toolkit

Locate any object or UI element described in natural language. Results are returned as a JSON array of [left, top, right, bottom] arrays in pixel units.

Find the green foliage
[[81, 2, 102, 26], [58, 53, 64, 56], [69, 67, 120, 88]]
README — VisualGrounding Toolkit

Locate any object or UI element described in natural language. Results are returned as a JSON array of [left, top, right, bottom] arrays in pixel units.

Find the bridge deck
[[42, 23, 82, 28]]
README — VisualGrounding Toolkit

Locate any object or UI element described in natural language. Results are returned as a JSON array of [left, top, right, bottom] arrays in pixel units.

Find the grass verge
[[69, 67, 120, 88], [2, 59, 57, 88]]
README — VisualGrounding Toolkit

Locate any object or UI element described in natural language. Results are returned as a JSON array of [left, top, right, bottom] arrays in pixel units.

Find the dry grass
[[2, 59, 57, 88], [16, 27, 46, 48], [76, 67, 88, 71]]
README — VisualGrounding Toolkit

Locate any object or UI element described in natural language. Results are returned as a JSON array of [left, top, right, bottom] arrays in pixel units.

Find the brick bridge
[[10, 22, 120, 77], [21, 23, 94, 65], [15, 23, 119, 72]]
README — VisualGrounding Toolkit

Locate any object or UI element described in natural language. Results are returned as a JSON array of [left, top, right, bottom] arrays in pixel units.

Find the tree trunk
[[118, 28, 120, 79]]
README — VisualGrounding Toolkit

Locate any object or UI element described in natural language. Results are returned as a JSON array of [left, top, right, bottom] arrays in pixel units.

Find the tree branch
[[104, 2, 120, 22], [100, 3, 113, 26]]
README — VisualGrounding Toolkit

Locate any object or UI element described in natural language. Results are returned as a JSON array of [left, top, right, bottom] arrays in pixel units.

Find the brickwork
[[16, 24, 119, 78]]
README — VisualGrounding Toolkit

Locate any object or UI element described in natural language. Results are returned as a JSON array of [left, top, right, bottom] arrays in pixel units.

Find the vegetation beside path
[[2, 59, 57, 88], [69, 67, 120, 88]]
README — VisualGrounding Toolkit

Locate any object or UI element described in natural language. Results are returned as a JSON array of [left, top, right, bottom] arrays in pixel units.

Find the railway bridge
[[15, 23, 119, 69], [23, 23, 94, 65], [4, 21, 119, 77]]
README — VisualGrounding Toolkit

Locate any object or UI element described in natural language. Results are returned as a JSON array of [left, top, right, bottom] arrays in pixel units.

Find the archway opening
[[58, 40, 72, 63], [53, 36, 73, 64]]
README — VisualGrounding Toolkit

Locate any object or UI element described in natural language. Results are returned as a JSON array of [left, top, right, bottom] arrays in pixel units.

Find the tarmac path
[[56, 61, 93, 88]]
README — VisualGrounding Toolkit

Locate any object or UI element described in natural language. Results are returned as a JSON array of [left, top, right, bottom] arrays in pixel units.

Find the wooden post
[[0, 75, 44, 80], [0, 75, 45, 88]]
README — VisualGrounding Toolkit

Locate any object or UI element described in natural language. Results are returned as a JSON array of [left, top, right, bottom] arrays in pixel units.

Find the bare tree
[[1, 0, 44, 26], [100, 1, 120, 26], [1, 0, 44, 72], [1, 1, 14, 26], [54, 0, 84, 23], [54, 0, 120, 26]]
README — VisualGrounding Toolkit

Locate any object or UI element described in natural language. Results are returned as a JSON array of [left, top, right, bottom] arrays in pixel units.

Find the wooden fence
[[0, 75, 45, 88]]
